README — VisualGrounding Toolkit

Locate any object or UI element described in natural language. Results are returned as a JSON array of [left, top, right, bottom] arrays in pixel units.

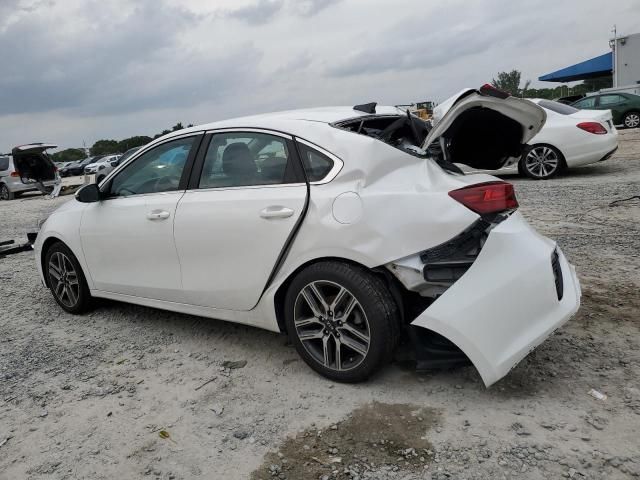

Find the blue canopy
[[539, 52, 612, 82]]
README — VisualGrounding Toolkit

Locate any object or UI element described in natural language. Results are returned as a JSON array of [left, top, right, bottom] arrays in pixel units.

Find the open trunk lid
[[423, 86, 546, 170], [11, 143, 58, 184]]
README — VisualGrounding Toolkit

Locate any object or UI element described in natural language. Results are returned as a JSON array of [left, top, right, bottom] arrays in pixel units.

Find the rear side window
[[199, 132, 296, 189], [297, 143, 334, 182], [0, 157, 9, 171], [537, 100, 579, 115], [599, 95, 624, 106]]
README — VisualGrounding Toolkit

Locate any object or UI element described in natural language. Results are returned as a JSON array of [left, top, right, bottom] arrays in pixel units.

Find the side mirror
[[75, 183, 101, 203]]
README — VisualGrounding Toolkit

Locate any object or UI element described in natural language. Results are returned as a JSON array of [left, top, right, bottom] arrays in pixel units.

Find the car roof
[[157, 106, 403, 140]]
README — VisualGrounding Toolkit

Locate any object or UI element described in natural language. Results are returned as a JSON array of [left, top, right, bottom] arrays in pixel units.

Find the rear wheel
[[623, 111, 640, 129], [520, 144, 564, 179], [0, 183, 14, 200], [44, 242, 92, 314], [284, 261, 399, 383], [96, 174, 105, 183]]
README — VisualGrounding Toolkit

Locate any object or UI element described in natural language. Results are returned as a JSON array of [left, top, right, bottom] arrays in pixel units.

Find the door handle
[[146, 210, 170, 221], [259, 206, 294, 219]]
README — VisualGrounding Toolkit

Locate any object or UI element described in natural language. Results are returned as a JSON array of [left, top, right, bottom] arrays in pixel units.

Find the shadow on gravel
[[251, 402, 438, 480]]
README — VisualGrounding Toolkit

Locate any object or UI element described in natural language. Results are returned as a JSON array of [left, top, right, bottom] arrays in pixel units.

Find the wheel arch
[[272, 255, 424, 335], [39, 235, 89, 289]]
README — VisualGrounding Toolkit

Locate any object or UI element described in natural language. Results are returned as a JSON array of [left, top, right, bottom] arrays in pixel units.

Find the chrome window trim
[[204, 127, 293, 140]]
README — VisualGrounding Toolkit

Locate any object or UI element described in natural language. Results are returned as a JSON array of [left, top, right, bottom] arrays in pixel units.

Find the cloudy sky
[[0, 0, 638, 152]]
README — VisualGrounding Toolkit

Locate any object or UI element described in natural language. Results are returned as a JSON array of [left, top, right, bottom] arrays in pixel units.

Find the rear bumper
[[411, 212, 581, 387], [566, 132, 618, 167], [5, 177, 60, 193]]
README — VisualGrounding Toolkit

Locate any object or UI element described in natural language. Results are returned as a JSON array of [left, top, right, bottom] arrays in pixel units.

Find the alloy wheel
[[0, 184, 9, 200], [48, 251, 80, 308], [524, 146, 560, 178], [293, 280, 370, 372], [624, 112, 640, 128]]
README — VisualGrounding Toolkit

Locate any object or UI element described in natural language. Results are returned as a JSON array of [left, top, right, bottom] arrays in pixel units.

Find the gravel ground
[[1, 130, 639, 480]]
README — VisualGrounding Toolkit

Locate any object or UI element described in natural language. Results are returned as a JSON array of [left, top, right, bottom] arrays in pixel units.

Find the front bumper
[[411, 212, 581, 387]]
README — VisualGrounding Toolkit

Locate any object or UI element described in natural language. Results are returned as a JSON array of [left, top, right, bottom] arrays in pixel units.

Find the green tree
[[153, 122, 193, 139], [90, 139, 119, 156], [117, 136, 152, 152], [52, 148, 87, 163], [492, 70, 524, 96]]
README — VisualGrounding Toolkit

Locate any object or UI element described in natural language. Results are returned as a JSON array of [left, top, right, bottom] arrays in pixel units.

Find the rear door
[[80, 134, 202, 302], [174, 129, 307, 311], [597, 94, 626, 124]]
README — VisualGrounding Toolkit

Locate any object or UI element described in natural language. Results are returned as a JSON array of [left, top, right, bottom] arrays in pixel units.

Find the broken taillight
[[479, 83, 510, 99], [448, 181, 518, 215], [577, 122, 607, 135]]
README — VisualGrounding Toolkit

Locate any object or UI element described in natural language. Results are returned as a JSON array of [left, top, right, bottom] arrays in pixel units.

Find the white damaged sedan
[[34, 85, 581, 386]]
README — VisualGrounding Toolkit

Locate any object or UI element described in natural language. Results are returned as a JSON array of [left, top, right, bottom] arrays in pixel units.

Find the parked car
[[35, 85, 580, 386], [571, 93, 640, 128], [60, 156, 103, 177], [96, 147, 142, 183], [84, 155, 120, 175], [0, 144, 61, 200]]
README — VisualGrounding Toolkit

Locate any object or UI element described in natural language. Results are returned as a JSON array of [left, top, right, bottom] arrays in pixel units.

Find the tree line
[[491, 70, 611, 99], [52, 122, 193, 163]]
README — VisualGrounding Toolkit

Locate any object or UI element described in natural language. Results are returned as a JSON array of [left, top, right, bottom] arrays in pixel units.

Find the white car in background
[[434, 95, 619, 179], [34, 86, 580, 386], [84, 155, 120, 175]]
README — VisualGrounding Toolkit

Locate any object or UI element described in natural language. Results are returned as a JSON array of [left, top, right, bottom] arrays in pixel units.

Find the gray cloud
[[290, 0, 342, 17], [0, 0, 638, 152], [224, 0, 284, 25]]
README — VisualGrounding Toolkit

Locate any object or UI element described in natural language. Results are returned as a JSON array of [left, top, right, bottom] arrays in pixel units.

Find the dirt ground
[[1, 130, 639, 480]]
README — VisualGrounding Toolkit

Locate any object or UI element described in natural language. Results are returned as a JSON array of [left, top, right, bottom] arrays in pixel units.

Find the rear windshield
[[537, 99, 579, 115]]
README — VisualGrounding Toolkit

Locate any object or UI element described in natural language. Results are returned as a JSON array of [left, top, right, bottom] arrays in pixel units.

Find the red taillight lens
[[449, 181, 518, 215], [577, 122, 607, 135], [479, 83, 510, 99], [10, 171, 20, 177]]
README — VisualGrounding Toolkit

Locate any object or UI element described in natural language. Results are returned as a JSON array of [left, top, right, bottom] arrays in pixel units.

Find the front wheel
[[520, 145, 564, 179], [284, 261, 399, 383], [44, 242, 93, 314], [0, 183, 14, 200], [623, 111, 640, 129]]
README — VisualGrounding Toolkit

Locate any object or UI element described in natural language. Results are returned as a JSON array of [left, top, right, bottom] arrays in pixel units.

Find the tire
[[623, 111, 640, 129], [44, 242, 93, 314], [519, 144, 564, 180], [0, 183, 14, 200], [96, 175, 105, 183], [284, 261, 400, 383]]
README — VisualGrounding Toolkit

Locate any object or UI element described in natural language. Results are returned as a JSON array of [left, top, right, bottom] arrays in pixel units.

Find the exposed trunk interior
[[11, 148, 57, 184], [334, 107, 526, 172], [441, 107, 524, 170]]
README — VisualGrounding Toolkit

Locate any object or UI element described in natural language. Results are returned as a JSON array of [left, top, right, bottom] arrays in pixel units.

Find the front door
[[174, 130, 307, 311], [80, 134, 201, 302]]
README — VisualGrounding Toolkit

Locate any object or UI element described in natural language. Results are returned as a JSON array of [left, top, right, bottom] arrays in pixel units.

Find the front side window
[[198, 132, 294, 189], [108, 136, 195, 197], [574, 97, 596, 109], [298, 143, 334, 182], [599, 95, 624, 106]]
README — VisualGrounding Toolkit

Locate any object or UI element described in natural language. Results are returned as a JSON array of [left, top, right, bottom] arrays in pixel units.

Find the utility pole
[[610, 25, 617, 87]]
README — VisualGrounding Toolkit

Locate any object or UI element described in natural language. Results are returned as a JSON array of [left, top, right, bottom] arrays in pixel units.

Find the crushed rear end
[[339, 86, 581, 386]]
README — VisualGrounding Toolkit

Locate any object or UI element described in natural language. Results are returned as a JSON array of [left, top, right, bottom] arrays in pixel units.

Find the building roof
[[539, 52, 612, 83]]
